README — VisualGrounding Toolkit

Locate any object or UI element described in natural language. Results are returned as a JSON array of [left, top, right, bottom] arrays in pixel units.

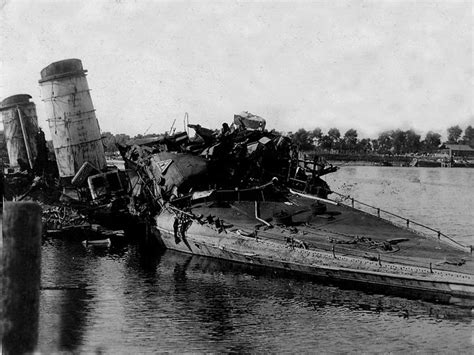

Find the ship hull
[[154, 210, 474, 303]]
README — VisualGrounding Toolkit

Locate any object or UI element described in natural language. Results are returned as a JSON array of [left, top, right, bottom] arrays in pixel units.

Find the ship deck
[[186, 197, 473, 276]]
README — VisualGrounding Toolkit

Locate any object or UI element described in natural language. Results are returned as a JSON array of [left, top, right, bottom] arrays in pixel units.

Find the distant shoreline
[[313, 153, 411, 167], [325, 158, 474, 168], [327, 160, 399, 167]]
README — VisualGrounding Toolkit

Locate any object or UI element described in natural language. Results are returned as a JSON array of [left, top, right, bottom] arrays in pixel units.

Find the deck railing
[[329, 190, 472, 254]]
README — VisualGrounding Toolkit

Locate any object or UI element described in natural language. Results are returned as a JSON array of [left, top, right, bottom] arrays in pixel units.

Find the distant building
[[439, 144, 474, 160]]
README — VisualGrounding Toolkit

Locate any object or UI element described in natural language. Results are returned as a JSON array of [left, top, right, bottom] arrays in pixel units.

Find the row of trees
[[102, 132, 131, 153], [291, 125, 474, 154], [101, 124, 474, 155]]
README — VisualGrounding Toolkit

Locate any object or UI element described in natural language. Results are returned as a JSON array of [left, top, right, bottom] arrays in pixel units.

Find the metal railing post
[[332, 190, 469, 252]]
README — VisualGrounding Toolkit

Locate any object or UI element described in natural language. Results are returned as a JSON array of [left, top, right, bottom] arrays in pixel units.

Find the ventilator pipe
[[289, 188, 339, 206]]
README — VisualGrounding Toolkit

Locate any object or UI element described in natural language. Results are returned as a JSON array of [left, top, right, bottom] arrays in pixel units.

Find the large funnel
[[0, 94, 39, 170], [39, 59, 106, 178]]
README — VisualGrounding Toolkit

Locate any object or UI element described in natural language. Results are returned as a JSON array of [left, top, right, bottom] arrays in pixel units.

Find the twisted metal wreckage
[[2, 58, 472, 303], [117, 113, 474, 305], [2, 91, 473, 304], [1, 60, 130, 239], [120, 111, 337, 223]]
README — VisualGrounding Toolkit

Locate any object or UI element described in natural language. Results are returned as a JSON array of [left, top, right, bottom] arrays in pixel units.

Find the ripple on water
[[37, 166, 473, 353], [38, 238, 474, 353]]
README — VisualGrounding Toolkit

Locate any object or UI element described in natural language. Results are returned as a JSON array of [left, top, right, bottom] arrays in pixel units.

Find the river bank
[[318, 153, 411, 166], [326, 157, 474, 168], [328, 160, 401, 167]]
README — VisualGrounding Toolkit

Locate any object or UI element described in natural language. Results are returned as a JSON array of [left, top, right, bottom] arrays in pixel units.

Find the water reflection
[[38, 166, 474, 352], [153, 249, 472, 353], [174, 255, 235, 338], [167, 250, 473, 318], [57, 288, 90, 350], [39, 240, 92, 352], [39, 238, 473, 353]]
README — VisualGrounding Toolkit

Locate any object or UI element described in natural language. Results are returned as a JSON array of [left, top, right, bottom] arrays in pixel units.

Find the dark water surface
[[38, 166, 474, 353]]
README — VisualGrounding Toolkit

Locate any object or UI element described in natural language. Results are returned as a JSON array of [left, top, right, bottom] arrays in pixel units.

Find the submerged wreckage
[[1, 58, 473, 304]]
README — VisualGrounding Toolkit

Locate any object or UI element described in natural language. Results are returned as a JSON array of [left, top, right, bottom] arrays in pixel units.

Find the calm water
[[38, 166, 474, 353], [327, 166, 474, 244]]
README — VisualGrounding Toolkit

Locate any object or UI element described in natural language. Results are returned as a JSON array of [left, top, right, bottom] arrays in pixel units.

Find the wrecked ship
[[120, 112, 474, 304], [2, 58, 472, 304]]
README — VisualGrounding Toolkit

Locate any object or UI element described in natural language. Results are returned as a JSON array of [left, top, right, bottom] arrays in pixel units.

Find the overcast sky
[[1, 0, 472, 140]]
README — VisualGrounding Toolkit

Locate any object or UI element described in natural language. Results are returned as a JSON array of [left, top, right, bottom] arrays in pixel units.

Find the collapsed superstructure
[[119, 111, 338, 221]]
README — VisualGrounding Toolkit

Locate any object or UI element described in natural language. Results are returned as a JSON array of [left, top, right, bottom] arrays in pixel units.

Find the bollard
[[1, 202, 42, 355]]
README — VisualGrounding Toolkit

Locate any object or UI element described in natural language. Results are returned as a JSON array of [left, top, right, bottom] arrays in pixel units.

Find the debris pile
[[1, 59, 338, 244], [43, 206, 88, 232], [119, 111, 338, 218], [1, 59, 132, 242]]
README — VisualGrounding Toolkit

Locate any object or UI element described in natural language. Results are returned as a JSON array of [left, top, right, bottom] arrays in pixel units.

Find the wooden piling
[[1, 202, 42, 354]]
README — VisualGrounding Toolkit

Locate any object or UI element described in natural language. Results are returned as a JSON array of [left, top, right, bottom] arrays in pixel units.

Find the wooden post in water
[[1, 202, 42, 354]]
